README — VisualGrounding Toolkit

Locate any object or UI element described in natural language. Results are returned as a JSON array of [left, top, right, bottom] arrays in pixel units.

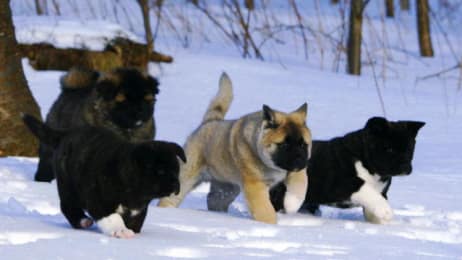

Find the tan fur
[[60, 68, 99, 89], [158, 73, 312, 224]]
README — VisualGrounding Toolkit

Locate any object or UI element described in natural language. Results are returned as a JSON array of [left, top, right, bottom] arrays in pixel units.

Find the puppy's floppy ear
[[146, 75, 160, 95], [404, 121, 425, 137], [96, 79, 118, 100], [262, 104, 278, 128], [365, 117, 389, 135]]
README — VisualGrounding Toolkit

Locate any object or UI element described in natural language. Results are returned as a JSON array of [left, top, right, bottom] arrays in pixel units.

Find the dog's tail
[[202, 72, 233, 123], [21, 114, 63, 148], [60, 67, 100, 91]]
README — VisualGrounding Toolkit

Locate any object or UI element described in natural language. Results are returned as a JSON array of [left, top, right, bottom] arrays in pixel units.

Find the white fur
[[130, 209, 141, 216], [97, 213, 134, 238], [116, 205, 125, 214], [283, 192, 304, 214], [351, 161, 393, 224], [355, 161, 388, 193], [116, 204, 141, 217]]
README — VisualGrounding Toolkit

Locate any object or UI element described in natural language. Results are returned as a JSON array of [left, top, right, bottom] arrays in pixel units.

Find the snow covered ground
[[1, 1, 462, 259]]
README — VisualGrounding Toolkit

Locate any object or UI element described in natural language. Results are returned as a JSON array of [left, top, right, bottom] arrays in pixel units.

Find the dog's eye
[[115, 93, 126, 103], [145, 94, 156, 102]]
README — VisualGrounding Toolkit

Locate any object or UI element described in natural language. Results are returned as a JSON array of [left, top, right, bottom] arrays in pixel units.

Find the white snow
[[1, 1, 462, 259]]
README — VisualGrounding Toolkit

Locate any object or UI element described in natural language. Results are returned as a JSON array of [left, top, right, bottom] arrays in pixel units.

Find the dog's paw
[[283, 192, 304, 214], [79, 218, 94, 229], [112, 228, 135, 239], [364, 204, 394, 224]]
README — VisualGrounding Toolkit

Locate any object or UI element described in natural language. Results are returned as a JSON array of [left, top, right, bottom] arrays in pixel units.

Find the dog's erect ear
[[405, 121, 425, 137], [293, 103, 308, 118], [166, 142, 187, 163], [96, 79, 118, 101], [262, 104, 278, 128], [146, 75, 160, 95], [365, 117, 389, 135]]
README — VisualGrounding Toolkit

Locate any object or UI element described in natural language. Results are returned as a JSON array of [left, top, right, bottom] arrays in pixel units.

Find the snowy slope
[[1, 2, 462, 258]]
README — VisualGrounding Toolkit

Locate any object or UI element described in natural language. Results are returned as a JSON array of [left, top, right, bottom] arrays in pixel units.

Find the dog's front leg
[[350, 184, 393, 224], [242, 177, 277, 224], [283, 169, 308, 214], [97, 213, 135, 238]]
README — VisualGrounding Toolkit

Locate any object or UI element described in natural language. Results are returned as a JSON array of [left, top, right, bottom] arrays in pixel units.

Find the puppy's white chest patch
[[354, 161, 387, 193]]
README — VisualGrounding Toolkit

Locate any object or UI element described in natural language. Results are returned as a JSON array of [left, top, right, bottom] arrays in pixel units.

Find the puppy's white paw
[[364, 204, 394, 224], [112, 228, 135, 239], [283, 192, 304, 214]]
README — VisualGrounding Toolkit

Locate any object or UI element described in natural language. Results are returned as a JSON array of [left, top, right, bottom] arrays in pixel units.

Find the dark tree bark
[[347, 0, 369, 75], [385, 0, 395, 17], [417, 0, 434, 57], [34, 0, 44, 15], [331, 0, 340, 4], [400, 0, 410, 10], [244, 0, 255, 10], [137, 0, 154, 57], [0, 0, 42, 157]]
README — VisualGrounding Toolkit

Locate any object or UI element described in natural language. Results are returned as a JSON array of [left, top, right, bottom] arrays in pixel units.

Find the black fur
[[270, 117, 425, 215], [35, 67, 159, 182], [271, 122, 309, 172], [23, 114, 185, 234]]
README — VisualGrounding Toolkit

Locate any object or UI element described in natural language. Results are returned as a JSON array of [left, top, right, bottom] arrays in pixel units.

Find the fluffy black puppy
[[23, 114, 185, 238], [36, 67, 159, 182], [270, 117, 425, 224]]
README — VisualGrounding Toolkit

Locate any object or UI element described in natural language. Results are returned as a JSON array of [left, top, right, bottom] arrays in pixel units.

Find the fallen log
[[18, 37, 173, 72]]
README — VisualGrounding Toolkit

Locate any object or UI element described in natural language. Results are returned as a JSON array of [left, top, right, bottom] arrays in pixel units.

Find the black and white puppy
[[270, 117, 425, 224], [23, 114, 185, 238]]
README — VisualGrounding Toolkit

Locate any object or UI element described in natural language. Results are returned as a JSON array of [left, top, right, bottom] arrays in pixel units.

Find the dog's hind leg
[[35, 144, 55, 182], [207, 179, 240, 212], [57, 176, 92, 229]]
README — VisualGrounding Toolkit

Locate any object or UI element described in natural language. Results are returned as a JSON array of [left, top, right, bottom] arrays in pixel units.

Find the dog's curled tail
[[202, 72, 233, 123], [60, 67, 99, 90], [21, 114, 63, 148]]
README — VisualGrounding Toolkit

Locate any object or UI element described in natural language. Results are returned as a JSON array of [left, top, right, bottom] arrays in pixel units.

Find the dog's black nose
[[399, 164, 412, 175]]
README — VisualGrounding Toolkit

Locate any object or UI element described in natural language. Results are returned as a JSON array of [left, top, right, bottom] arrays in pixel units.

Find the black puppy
[[23, 114, 185, 238], [36, 67, 159, 182], [270, 117, 425, 224]]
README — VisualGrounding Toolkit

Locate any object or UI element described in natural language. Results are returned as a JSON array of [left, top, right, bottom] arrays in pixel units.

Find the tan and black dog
[[158, 73, 312, 224], [35, 67, 159, 182]]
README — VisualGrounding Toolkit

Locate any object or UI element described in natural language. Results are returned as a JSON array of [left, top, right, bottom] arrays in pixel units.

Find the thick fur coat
[[158, 73, 312, 224], [23, 114, 185, 238], [35, 67, 159, 182], [270, 117, 425, 224]]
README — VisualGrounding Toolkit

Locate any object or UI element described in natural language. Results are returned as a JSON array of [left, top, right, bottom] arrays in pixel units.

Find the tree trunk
[[347, 0, 366, 75], [400, 0, 410, 10], [330, 0, 340, 4], [0, 0, 42, 157], [385, 0, 394, 17], [34, 0, 44, 15], [417, 0, 434, 57], [137, 0, 154, 57]]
